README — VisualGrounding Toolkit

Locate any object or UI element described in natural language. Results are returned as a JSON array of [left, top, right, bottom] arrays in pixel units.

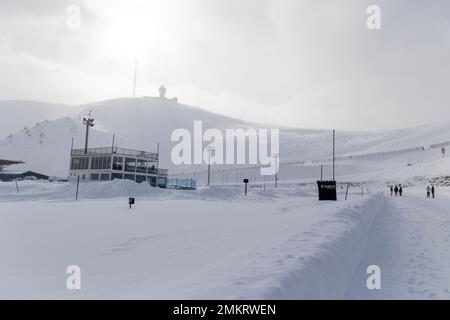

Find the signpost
[[129, 197, 135, 209], [317, 180, 337, 201], [243, 179, 249, 195], [317, 130, 337, 201]]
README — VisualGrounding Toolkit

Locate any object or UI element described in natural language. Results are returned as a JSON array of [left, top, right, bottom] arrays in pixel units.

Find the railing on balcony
[[71, 147, 158, 160]]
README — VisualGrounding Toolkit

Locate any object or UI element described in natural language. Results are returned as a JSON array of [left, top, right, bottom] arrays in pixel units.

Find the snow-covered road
[[346, 190, 450, 299]]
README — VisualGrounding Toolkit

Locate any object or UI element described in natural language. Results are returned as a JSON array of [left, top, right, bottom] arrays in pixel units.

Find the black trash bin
[[317, 180, 337, 201]]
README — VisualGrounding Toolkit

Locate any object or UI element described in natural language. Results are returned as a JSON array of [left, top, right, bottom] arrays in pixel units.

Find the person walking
[[431, 185, 435, 198], [394, 185, 399, 196], [390, 186, 393, 196], [426, 186, 431, 198], [399, 185, 403, 197]]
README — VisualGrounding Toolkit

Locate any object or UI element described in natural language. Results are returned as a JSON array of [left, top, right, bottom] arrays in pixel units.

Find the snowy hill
[[0, 100, 83, 139], [1, 97, 450, 177]]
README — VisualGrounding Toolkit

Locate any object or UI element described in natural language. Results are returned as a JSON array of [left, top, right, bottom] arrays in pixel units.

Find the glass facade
[[136, 159, 147, 173], [124, 158, 136, 172], [90, 156, 111, 170], [136, 175, 146, 183], [111, 173, 123, 180], [70, 149, 167, 187], [112, 156, 123, 171], [71, 157, 89, 170]]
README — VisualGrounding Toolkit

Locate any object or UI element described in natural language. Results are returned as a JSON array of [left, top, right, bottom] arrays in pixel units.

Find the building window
[[71, 157, 89, 170], [147, 164, 157, 174], [147, 176, 157, 187], [136, 159, 147, 173], [90, 173, 99, 180], [124, 158, 136, 172], [124, 174, 135, 181], [100, 173, 110, 181], [136, 175, 146, 183], [111, 173, 123, 180], [91, 156, 111, 170], [82, 174, 86, 180], [157, 177, 167, 188], [112, 156, 123, 171]]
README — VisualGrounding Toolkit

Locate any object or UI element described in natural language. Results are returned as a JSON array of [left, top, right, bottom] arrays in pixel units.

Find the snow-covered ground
[[346, 187, 450, 299], [2, 177, 450, 299], [0, 180, 385, 299]]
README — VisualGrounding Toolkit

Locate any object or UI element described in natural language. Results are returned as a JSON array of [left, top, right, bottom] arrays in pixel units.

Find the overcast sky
[[0, 0, 449, 130]]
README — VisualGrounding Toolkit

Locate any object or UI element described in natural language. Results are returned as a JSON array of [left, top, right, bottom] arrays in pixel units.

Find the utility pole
[[274, 154, 279, 188], [206, 146, 214, 186], [111, 134, 115, 153], [207, 145, 214, 186], [133, 60, 138, 97], [156, 142, 160, 172], [332, 130, 335, 181], [83, 110, 94, 154]]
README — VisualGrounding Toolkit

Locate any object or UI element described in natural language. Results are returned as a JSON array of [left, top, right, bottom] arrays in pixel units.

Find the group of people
[[426, 185, 436, 198], [390, 185, 403, 197], [389, 184, 436, 198]]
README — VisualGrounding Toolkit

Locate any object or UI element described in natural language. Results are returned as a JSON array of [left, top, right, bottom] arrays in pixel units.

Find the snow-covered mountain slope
[[1, 97, 450, 177], [0, 100, 83, 139], [0, 117, 111, 176]]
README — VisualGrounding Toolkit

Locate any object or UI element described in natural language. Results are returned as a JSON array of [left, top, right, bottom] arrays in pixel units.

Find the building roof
[[0, 170, 49, 181], [0, 159, 25, 171]]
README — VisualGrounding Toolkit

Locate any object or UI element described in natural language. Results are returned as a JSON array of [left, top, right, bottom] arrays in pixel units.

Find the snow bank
[[252, 193, 387, 299], [0, 180, 167, 201]]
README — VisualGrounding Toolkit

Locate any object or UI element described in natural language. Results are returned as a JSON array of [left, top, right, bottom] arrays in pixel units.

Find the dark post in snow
[[83, 110, 94, 154], [15, 178, 19, 193], [345, 184, 349, 200], [75, 175, 80, 200], [243, 178, 249, 195]]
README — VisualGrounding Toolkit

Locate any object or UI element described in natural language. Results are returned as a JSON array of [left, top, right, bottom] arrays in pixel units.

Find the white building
[[69, 146, 168, 188]]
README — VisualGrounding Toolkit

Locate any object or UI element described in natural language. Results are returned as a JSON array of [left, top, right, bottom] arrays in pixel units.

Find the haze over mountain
[[1, 97, 450, 177]]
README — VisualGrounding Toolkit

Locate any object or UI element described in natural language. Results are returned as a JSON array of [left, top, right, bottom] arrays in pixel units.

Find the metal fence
[[71, 147, 158, 160]]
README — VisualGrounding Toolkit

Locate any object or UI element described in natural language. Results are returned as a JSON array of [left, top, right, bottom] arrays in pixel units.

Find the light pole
[[274, 154, 279, 188], [332, 129, 335, 181], [83, 110, 94, 154], [207, 145, 214, 186]]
